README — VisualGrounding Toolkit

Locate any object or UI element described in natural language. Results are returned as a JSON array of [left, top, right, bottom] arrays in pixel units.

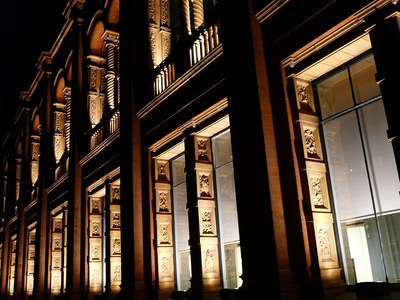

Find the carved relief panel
[[155, 159, 170, 182], [299, 114, 323, 161], [90, 216, 102, 237], [198, 200, 217, 237], [295, 78, 315, 112], [200, 240, 220, 279], [155, 183, 171, 213], [90, 238, 102, 261], [306, 161, 331, 212], [156, 214, 173, 246], [196, 167, 214, 198], [313, 213, 339, 269], [157, 247, 174, 282]]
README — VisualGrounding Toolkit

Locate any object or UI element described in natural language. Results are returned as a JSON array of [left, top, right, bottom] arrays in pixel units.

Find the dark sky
[[0, 0, 65, 144]]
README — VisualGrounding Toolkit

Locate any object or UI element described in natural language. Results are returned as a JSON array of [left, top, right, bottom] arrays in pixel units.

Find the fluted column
[[102, 30, 120, 110]]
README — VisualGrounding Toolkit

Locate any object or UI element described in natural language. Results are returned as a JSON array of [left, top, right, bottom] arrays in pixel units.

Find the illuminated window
[[315, 52, 400, 284]]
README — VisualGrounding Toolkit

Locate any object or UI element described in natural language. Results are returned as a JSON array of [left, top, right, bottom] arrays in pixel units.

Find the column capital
[[102, 30, 120, 46]]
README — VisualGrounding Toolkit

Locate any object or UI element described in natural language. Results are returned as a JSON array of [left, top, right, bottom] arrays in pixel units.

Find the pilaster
[[218, 0, 281, 298]]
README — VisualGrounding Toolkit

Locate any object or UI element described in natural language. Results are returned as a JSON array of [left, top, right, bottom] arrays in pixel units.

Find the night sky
[[0, 0, 66, 145]]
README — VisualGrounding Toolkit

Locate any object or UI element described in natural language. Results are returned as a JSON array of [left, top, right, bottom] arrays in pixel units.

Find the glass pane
[[323, 112, 386, 284], [317, 69, 353, 119], [212, 130, 233, 168], [359, 100, 400, 283], [350, 55, 380, 104], [172, 155, 186, 186], [173, 182, 190, 290]]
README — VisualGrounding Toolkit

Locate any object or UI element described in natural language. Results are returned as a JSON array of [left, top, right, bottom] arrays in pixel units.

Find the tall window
[[315, 53, 400, 284]]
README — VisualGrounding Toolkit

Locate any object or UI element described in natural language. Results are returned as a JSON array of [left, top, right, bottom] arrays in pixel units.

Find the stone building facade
[[1, 0, 400, 299]]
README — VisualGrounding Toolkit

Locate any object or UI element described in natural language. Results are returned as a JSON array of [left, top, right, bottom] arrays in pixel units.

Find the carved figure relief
[[161, 256, 169, 277], [311, 176, 324, 207], [197, 138, 208, 161], [112, 187, 120, 203], [112, 212, 121, 228], [159, 191, 168, 212], [92, 199, 101, 214], [318, 227, 332, 262], [30, 233, 36, 243], [54, 237, 61, 250], [112, 237, 121, 255], [92, 221, 101, 236], [297, 84, 309, 105], [54, 219, 62, 231], [29, 248, 35, 259], [201, 210, 213, 234], [112, 264, 121, 282], [54, 257, 61, 269], [204, 249, 215, 273], [157, 162, 168, 180], [199, 173, 211, 197], [304, 128, 317, 156], [160, 224, 169, 244], [92, 245, 100, 260]]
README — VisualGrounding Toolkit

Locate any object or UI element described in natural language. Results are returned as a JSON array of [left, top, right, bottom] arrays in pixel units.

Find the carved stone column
[[102, 30, 120, 110], [192, 0, 204, 29], [184, 134, 222, 298], [30, 134, 40, 188], [181, 0, 192, 35], [369, 11, 400, 179], [14, 157, 21, 212], [53, 103, 66, 164], [63, 87, 72, 153], [87, 56, 106, 128]]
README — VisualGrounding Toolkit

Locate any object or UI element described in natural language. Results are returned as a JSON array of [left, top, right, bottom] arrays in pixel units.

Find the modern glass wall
[[315, 53, 400, 284]]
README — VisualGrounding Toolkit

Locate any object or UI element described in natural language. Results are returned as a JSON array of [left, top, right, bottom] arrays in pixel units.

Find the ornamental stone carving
[[161, 0, 169, 26], [197, 138, 208, 161], [149, 28, 157, 66], [160, 224, 169, 244], [32, 143, 40, 161], [89, 67, 97, 91], [112, 237, 121, 255], [199, 173, 211, 197], [54, 219, 62, 231], [112, 187, 120, 203], [159, 191, 168, 212], [161, 256, 169, 277], [29, 248, 35, 259], [31, 162, 39, 187], [112, 212, 121, 228], [54, 257, 61, 269], [204, 249, 215, 273], [102, 30, 120, 46], [304, 128, 317, 156], [318, 227, 332, 262], [162, 31, 170, 60], [92, 220, 101, 236], [297, 84, 309, 105], [201, 210, 213, 234], [112, 264, 121, 282], [92, 244, 100, 260], [148, 0, 156, 23], [311, 176, 324, 207], [54, 237, 61, 250], [92, 198, 101, 214]]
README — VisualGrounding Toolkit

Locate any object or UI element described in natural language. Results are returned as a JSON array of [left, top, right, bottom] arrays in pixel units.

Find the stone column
[[63, 87, 72, 153], [67, 6, 85, 299], [120, 0, 149, 298], [35, 68, 52, 300], [369, 10, 400, 179], [181, 0, 192, 35], [14, 105, 31, 298], [184, 134, 221, 299], [102, 30, 120, 110], [218, 0, 281, 298], [192, 0, 204, 29]]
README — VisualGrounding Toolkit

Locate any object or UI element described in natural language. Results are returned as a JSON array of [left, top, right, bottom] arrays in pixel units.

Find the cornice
[[281, 0, 393, 68], [255, 0, 292, 24]]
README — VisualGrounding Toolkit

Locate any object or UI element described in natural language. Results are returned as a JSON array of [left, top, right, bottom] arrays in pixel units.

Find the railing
[[151, 20, 220, 98], [89, 107, 120, 151], [153, 58, 176, 97], [188, 23, 220, 67]]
